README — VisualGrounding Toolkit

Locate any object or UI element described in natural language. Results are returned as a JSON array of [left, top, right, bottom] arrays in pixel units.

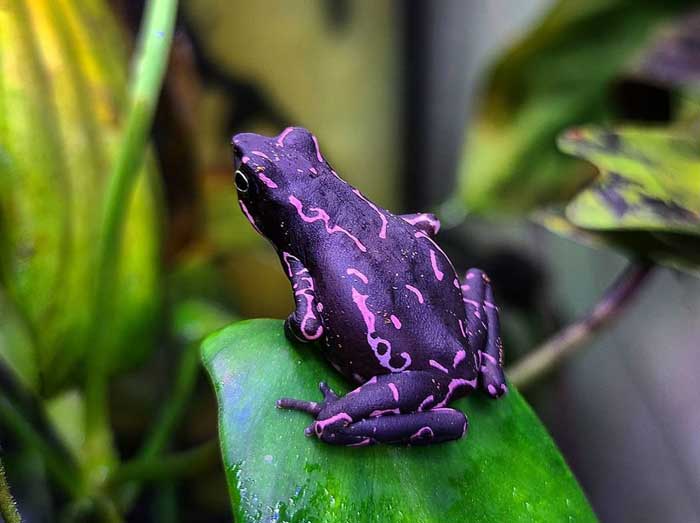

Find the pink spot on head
[[388, 383, 400, 402], [390, 314, 402, 329], [276, 127, 295, 146], [429, 250, 444, 281], [405, 284, 424, 304], [311, 134, 324, 162], [241, 156, 250, 164], [309, 167, 318, 175], [257, 172, 278, 188], [239, 201, 262, 235], [346, 268, 369, 284], [466, 272, 475, 280], [251, 151, 271, 160]]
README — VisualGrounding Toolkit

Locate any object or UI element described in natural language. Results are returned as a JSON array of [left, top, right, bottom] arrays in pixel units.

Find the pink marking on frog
[[251, 150, 271, 160], [316, 302, 323, 312], [461, 284, 471, 292], [389, 314, 402, 329], [453, 349, 467, 368], [295, 275, 323, 340], [346, 267, 369, 284], [434, 378, 477, 408], [366, 376, 378, 385], [403, 213, 440, 234], [370, 408, 400, 417], [352, 189, 388, 239], [429, 250, 444, 281], [388, 383, 400, 401], [276, 127, 295, 146], [257, 172, 278, 188], [463, 298, 480, 308], [315, 412, 352, 435], [410, 426, 434, 441], [429, 359, 449, 374], [351, 288, 411, 372], [453, 278, 460, 288], [309, 166, 318, 175], [458, 319, 467, 338], [348, 438, 373, 447], [417, 394, 434, 412], [241, 155, 250, 164], [239, 201, 262, 234], [289, 195, 367, 252], [484, 301, 497, 310], [405, 284, 424, 304], [311, 134, 324, 163], [466, 272, 475, 280], [281, 251, 295, 276]]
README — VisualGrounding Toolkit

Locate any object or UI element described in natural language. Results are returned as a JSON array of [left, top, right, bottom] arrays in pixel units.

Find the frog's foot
[[276, 381, 339, 417], [282, 371, 473, 446], [462, 268, 508, 399]]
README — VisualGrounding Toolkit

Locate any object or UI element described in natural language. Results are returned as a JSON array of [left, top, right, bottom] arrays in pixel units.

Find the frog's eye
[[235, 170, 249, 192]]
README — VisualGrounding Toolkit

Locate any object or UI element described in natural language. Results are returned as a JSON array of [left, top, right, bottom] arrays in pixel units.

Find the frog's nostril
[[235, 170, 249, 192]]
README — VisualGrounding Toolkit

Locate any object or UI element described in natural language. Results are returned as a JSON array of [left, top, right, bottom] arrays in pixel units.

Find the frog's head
[[231, 127, 333, 243]]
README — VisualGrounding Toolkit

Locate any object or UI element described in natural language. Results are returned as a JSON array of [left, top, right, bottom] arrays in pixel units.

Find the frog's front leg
[[277, 372, 470, 446], [279, 252, 324, 342], [461, 269, 507, 398]]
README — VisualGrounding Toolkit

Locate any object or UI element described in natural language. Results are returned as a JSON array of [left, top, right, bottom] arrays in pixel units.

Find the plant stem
[[117, 341, 200, 508], [0, 456, 22, 523], [109, 441, 219, 487], [84, 0, 178, 477], [0, 397, 83, 498], [508, 261, 654, 389]]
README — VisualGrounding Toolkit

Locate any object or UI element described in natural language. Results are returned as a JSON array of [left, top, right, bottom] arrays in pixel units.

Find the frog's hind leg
[[278, 252, 324, 342], [278, 372, 472, 446], [462, 269, 508, 398]]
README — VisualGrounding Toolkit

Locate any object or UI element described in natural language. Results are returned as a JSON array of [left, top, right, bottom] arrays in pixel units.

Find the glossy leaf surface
[[203, 319, 597, 523]]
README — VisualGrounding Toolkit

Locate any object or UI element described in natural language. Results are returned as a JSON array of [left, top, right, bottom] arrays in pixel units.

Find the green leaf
[[202, 319, 597, 523], [537, 125, 700, 274], [456, 0, 695, 215], [0, 2, 162, 393], [560, 126, 700, 234]]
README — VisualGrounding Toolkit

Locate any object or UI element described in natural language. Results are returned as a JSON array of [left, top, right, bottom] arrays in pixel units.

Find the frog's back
[[295, 176, 474, 382]]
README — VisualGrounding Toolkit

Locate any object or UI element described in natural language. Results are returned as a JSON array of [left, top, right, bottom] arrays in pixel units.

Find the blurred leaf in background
[[456, 0, 698, 215], [0, 1, 162, 395], [202, 320, 598, 523], [539, 125, 700, 274]]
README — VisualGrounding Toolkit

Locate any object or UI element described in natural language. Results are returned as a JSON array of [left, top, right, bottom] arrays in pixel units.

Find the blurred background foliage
[[1, 0, 700, 521]]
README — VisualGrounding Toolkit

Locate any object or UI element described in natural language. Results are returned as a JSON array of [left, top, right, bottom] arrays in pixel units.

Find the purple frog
[[232, 127, 507, 447]]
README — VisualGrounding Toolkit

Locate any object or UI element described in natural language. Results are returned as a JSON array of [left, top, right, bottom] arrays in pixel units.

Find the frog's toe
[[318, 381, 339, 401], [276, 397, 322, 415]]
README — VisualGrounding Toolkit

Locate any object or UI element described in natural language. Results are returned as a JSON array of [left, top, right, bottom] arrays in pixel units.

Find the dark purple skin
[[232, 127, 507, 446]]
